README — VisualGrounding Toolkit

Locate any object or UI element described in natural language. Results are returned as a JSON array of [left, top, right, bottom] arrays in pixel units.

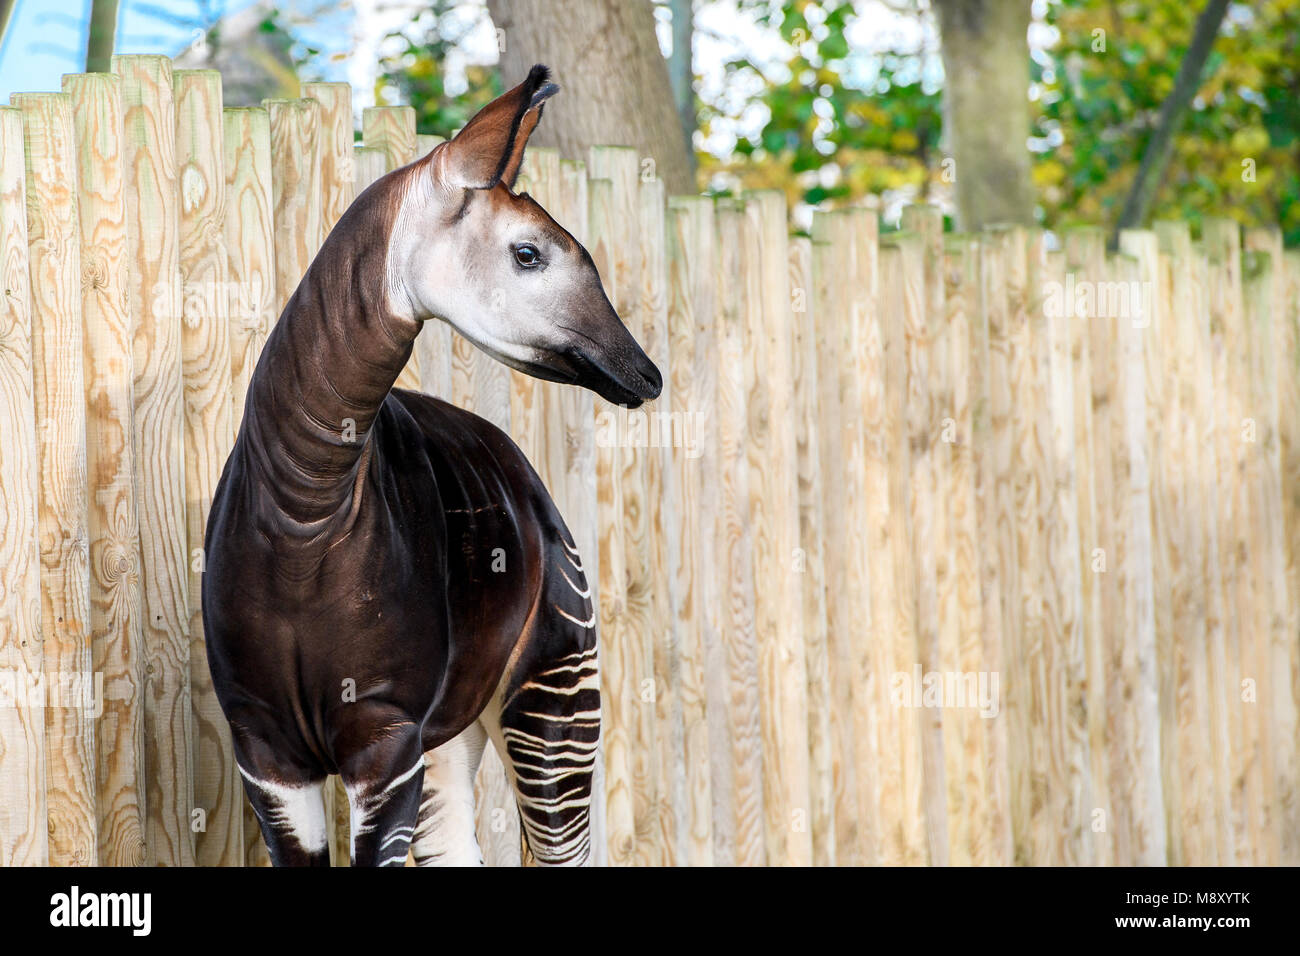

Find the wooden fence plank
[[588, 176, 637, 866], [942, 234, 991, 865], [1041, 247, 1092, 865], [174, 69, 241, 867], [14, 90, 96, 867], [112, 53, 195, 868], [1062, 226, 1112, 865], [877, 235, 926, 865], [352, 146, 387, 193], [222, 109, 275, 426], [899, 206, 952, 867], [1279, 248, 1300, 866], [809, 212, 867, 866], [1110, 252, 1168, 866], [713, 198, 763, 865], [973, 232, 1014, 865], [742, 191, 812, 866], [666, 196, 717, 866], [1119, 230, 1182, 864], [788, 234, 835, 865], [63, 72, 147, 867], [1156, 220, 1218, 864], [1243, 227, 1299, 867], [264, 97, 321, 319], [639, 175, 685, 866], [589, 147, 661, 865], [844, 208, 888, 863], [1241, 244, 1291, 868], [1203, 218, 1252, 862], [0, 105, 48, 867], [301, 82, 353, 239]]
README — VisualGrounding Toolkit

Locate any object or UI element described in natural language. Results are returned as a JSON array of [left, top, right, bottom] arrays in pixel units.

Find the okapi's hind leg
[[235, 761, 331, 867], [490, 536, 601, 866], [410, 722, 489, 866]]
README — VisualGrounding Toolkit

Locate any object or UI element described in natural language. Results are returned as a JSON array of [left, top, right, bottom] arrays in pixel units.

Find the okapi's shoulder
[[380, 387, 553, 520]]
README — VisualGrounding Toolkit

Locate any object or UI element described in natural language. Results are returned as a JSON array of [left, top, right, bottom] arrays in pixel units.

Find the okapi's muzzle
[[553, 290, 662, 408], [565, 330, 662, 408]]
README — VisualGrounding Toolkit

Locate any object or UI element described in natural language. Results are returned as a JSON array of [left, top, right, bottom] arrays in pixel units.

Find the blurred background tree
[[2, 0, 1296, 241]]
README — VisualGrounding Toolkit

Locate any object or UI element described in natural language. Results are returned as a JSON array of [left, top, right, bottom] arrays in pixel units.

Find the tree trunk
[[1113, 0, 1230, 243], [85, 0, 120, 73], [0, 0, 17, 59], [486, 0, 695, 195], [667, 0, 697, 177], [934, 0, 1035, 230]]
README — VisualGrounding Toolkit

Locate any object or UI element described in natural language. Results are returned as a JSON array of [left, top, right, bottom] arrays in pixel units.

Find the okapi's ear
[[440, 64, 558, 191]]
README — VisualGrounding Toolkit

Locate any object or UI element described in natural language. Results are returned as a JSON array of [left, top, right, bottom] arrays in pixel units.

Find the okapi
[[202, 66, 661, 866]]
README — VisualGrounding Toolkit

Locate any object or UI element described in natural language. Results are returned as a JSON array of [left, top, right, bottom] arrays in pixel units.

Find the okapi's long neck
[[241, 169, 420, 526]]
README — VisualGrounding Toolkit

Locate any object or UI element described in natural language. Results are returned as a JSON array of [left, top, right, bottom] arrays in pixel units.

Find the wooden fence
[[1, 57, 1297, 866]]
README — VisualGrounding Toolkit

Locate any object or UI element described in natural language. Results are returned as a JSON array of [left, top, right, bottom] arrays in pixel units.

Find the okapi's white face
[[386, 65, 662, 408]]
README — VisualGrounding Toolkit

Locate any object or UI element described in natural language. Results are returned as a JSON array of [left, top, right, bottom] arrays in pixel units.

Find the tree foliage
[[375, 1, 502, 138], [368, 0, 1300, 241], [1037, 0, 1300, 243]]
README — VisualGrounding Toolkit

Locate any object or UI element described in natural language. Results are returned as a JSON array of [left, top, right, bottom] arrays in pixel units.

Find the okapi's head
[[388, 64, 662, 408]]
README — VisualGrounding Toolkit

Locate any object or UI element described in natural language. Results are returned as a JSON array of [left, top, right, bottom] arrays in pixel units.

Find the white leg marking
[[237, 766, 328, 854], [411, 722, 487, 867]]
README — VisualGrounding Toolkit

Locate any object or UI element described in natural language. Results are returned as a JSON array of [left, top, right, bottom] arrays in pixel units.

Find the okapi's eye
[[514, 243, 541, 268]]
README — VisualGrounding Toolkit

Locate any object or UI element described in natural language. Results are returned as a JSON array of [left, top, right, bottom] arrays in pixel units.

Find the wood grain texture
[[1277, 248, 1300, 866], [877, 236, 926, 865], [589, 147, 661, 865], [972, 234, 1014, 865], [1242, 227, 1298, 867], [1061, 227, 1113, 866], [742, 191, 811, 866], [1203, 219, 1250, 862], [1155, 221, 1215, 864], [1040, 247, 1092, 865], [361, 105, 416, 170], [301, 82, 353, 240], [941, 234, 991, 865], [1110, 252, 1168, 865], [0, 105, 49, 867], [1118, 230, 1182, 865], [63, 72, 148, 867], [587, 176, 636, 865], [112, 54, 195, 867], [352, 146, 388, 192], [993, 226, 1042, 866], [712, 199, 764, 865], [899, 207, 951, 867], [263, 97, 321, 317], [1183, 244, 1236, 864], [665, 196, 715, 866], [174, 69, 242, 867], [638, 175, 686, 865], [787, 234, 834, 865], [810, 213, 864, 865], [1241, 243, 1289, 867], [222, 109, 275, 425], [14, 90, 97, 866]]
